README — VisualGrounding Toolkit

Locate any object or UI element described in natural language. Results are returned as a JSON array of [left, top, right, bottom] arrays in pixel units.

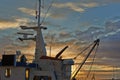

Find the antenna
[[112, 66, 115, 80], [38, 0, 41, 26], [49, 34, 54, 57]]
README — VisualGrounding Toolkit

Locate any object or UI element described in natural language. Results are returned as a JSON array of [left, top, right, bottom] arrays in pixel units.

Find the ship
[[0, 0, 100, 80]]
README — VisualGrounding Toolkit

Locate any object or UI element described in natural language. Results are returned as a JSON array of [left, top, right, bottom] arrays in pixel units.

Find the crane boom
[[55, 46, 68, 59], [71, 39, 100, 80]]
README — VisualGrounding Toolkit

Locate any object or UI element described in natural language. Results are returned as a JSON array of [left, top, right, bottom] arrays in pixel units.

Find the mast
[[35, 0, 47, 62], [38, 0, 41, 26], [18, 0, 47, 62]]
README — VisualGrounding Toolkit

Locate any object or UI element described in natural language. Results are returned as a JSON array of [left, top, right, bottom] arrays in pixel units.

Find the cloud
[[98, 32, 120, 60], [80, 2, 99, 8], [69, 18, 120, 76], [0, 17, 37, 55], [53, 2, 84, 12], [15, 17, 36, 26], [0, 32, 35, 55], [74, 17, 120, 43], [105, 20, 120, 32], [58, 31, 73, 41], [44, 33, 81, 58], [44, 18, 119, 59], [44, 17, 120, 61], [0, 36, 13, 47], [42, 21, 61, 28], [0, 17, 36, 30], [50, 12, 68, 19], [18, 7, 67, 20], [102, 18, 120, 38], [0, 19, 19, 29], [80, 0, 120, 5], [74, 27, 103, 43], [53, 2, 99, 13], [18, 7, 51, 17], [18, 7, 36, 16], [99, 0, 120, 3], [73, 63, 120, 79], [17, 2, 98, 20], [0, 29, 18, 54]]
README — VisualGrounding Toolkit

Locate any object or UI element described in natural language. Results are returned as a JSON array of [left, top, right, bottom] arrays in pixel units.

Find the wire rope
[[73, 42, 94, 59], [40, 0, 55, 25], [72, 42, 94, 77], [86, 45, 99, 80]]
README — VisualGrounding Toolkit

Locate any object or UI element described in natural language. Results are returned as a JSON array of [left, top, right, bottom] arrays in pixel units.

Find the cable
[[72, 39, 100, 79], [86, 45, 99, 79], [91, 74, 95, 80], [40, 0, 55, 25], [72, 43, 93, 76], [35, 0, 38, 19], [73, 42, 94, 59], [72, 42, 95, 78]]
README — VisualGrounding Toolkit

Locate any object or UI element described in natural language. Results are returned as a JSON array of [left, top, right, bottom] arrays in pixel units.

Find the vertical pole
[[38, 0, 41, 27], [49, 46, 51, 56], [35, 0, 47, 62]]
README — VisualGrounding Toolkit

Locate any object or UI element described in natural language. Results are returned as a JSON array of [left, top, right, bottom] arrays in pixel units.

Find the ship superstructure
[[0, 52, 74, 80], [0, 0, 74, 80]]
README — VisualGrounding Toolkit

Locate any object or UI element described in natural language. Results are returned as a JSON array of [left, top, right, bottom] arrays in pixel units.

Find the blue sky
[[0, 0, 120, 79]]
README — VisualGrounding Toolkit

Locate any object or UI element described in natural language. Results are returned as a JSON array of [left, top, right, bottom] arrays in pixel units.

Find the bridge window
[[25, 68, 30, 80], [5, 68, 11, 78]]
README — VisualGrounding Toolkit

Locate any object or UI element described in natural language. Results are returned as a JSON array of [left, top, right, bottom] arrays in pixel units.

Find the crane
[[71, 39, 100, 80], [55, 46, 68, 59]]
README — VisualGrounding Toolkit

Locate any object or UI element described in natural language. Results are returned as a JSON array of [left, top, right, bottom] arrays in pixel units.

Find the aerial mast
[[35, 0, 47, 62]]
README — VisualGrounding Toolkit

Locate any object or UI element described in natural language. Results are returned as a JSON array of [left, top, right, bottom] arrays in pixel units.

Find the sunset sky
[[0, 0, 120, 80]]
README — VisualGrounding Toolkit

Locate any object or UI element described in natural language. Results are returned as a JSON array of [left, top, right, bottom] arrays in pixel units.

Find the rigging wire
[[72, 42, 94, 77], [35, 0, 38, 19], [91, 74, 95, 80], [72, 50, 89, 76], [73, 42, 94, 59], [85, 45, 99, 80], [42, 0, 44, 8], [40, 0, 55, 25], [112, 66, 115, 80], [34, 0, 55, 23], [72, 43, 93, 74], [71, 39, 100, 79]]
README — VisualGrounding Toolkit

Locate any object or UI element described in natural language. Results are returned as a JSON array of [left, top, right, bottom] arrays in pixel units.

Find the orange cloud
[[0, 21, 19, 29]]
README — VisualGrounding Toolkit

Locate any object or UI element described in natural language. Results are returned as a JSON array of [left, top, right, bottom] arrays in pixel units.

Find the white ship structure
[[0, 0, 100, 80]]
